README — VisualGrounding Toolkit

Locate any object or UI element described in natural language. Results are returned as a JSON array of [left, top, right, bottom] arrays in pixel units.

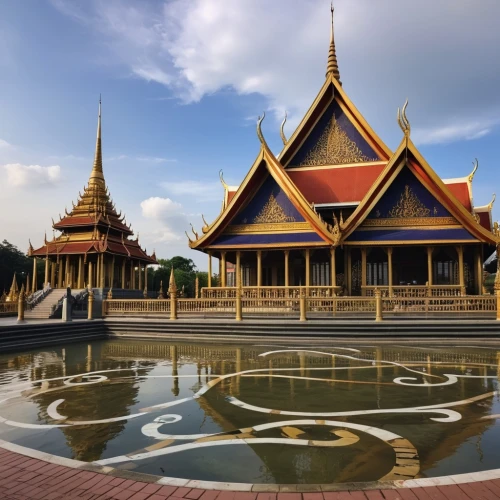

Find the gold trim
[[363, 217, 457, 227], [286, 161, 387, 172], [293, 113, 377, 166], [387, 185, 430, 218], [209, 241, 329, 250], [253, 192, 296, 223], [344, 239, 479, 246], [356, 224, 463, 232], [225, 222, 311, 234]]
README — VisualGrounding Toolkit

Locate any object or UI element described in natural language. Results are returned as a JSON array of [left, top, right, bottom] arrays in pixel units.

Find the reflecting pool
[[1, 339, 500, 484]]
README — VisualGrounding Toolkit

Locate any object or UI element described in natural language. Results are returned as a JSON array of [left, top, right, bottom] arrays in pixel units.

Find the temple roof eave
[[341, 138, 499, 245], [189, 145, 341, 250], [278, 75, 392, 167]]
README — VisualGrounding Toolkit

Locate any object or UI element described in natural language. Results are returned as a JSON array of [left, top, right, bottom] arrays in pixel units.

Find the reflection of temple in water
[[103, 340, 500, 480]]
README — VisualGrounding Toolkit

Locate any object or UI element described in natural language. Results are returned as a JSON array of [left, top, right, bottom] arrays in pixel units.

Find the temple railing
[[104, 299, 171, 315], [362, 285, 464, 297], [382, 296, 496, 314], [0, 302, 18, 316], [102, 294, 497, 319], [201, 286, 342, 299]]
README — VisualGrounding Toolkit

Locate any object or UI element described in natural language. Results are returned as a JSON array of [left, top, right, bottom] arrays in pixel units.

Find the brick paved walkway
[[1, 448, 500, 500]]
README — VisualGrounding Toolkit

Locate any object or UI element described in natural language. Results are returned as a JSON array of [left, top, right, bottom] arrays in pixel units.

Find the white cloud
[[3, 163, 61, 187], [137, 156, 177, 164], [414, 121, 495, 146], [51, 0, 500, 144], [0, 139, 11, 149], [161, 180, 224, 202], [140, 196, 190, 243], [48, 154, 86, 161]]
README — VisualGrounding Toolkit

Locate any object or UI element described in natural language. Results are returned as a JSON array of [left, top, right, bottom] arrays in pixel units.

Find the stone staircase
[[25, 289, 68, 319]]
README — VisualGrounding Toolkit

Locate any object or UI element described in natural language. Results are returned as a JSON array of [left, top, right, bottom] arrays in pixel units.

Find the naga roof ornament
[[468, 158, 479, 183], [280, 112, 288, 145], [397, 99, 411, 138], [257, 112, 266, 144]]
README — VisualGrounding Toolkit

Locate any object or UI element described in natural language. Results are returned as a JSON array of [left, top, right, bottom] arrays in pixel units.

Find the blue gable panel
[[347, 228, 476, 242], [288, 99, 378, 167], [212, 232, 325, 246], [232, 174, 305, 224], [367, 166, 451, 219]]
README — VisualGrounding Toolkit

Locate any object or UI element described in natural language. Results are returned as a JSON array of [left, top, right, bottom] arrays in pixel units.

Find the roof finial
[[257, 112, 266, 144], [280, 111, 288, 145], [88, 96, 105, 188], [397, 99, 411, 138], [468, 158, 479, 183], [326, 2, 341, 83]]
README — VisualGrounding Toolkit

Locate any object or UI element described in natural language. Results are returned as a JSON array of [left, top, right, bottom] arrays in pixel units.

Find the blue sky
[[1, 0, 500, 270]]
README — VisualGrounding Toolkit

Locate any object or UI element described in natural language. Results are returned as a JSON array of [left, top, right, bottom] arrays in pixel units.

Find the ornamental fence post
[[496, 289, 500, 321], [375, 288, 383, 322], [169, 268, 178, 321], [87, 289, 94, 320], [300, 287, 307, 322], [17, 285, 25, 323]]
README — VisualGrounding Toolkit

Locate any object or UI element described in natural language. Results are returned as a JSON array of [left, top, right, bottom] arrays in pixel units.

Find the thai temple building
[[28, 100, 157, 294], [189, 7, 498, 297]]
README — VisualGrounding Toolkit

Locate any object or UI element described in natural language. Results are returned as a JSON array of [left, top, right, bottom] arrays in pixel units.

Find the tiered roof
[[190, 6, 497, 250], [30, 100, 157, 264]]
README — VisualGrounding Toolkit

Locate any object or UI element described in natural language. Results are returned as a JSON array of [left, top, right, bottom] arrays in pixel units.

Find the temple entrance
[[392, 247, 428, 286]]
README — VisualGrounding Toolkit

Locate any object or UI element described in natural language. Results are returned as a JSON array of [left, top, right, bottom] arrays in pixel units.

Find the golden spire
[[88, 96, 105, 189], [326, 3, 341, 83]]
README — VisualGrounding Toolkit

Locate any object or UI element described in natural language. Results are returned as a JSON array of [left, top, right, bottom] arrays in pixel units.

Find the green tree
[[0, 240, 31, 293]]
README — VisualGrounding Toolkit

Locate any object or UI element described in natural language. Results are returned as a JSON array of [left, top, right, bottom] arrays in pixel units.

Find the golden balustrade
[[382, 296, 496, 315], [97, 294, 499, 320], [201, 286, 342, 299], [0, 302, 18, 316], [363, 285, 463, 298]]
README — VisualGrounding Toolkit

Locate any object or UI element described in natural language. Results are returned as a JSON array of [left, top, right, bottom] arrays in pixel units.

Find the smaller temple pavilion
[[28, 100, 157, 293], [188, 6, 499, 298]]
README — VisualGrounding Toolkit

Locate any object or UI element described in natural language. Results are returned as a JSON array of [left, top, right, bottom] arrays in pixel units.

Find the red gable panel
[[478, 211, 492, 231], [288, 164, 385, 205], [445, 182, 471, 212]]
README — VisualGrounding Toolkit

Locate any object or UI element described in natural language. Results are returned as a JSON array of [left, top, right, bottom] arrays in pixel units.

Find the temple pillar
[[65, 255, 70, 287], [221, 252, 227, 287], [236, 251, 241, 288], [32, 258, 37, 292], [361, 247, 367, 296], [347, 248, 352, 295], [138, 261, 142, 291], [96, 255, 100, 288], [427, 246, 433, 287], [51, 261, 56, 288], [208, 252, 212, 287], [77, 256, 83, 289], [88, 261, 93, 288], [284, 250, 289, 287], [100, 253, 106, 288], [132, 260, 137, 289], [111, 255, 115, 288], [475, 246, 483, 294], [330, 247, 336, 288], [121, 259, 126, 289], [387, 247, 393, 297], [144, 265, 148, 292], [129, 261, 133, 290], [457, 245, 465, 295], [305, 249, 310, 293], [257, 251, 262, 287], [58, 259, 63, 288], [44, 258, 49, 287]]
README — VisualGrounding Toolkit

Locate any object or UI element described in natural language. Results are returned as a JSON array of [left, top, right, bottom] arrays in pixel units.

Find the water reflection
[[0, 340, 500, 483]]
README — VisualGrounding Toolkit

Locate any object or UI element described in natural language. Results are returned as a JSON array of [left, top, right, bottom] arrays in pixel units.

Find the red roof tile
[[287, 164, 386, 205], [445, 181, 472, 212]]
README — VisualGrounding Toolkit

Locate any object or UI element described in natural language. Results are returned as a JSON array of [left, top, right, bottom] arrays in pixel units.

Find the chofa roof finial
[[257, 112, 266, 144], [397, 99, 411, 138], [468, 158, 479, 183], [280, 111, 288, 145]]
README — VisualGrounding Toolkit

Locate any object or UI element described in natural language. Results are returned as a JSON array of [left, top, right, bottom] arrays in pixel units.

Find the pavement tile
[[173, 487, 193, 498], [277, 494, 301, 500], [436, 484, 470, 500], [128, 492, 151, 500], [303, 494, 324, 500], [148, 495, 169, 500], [257, 494, 277, 500], [158, 485, 179, 497], [379, 490, 404, 499], [186, 488, 206, 500], [233, 493, 257, 500], [109, 477, 128, 487], [364, 491, 384, 499], [112, 488, 139, 500], [458, 482, 495, 500], [129, 481, 149, 492], [142, 484, 162, 494], [199, 489, 221, 500], [395, 490, 419, 500]]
